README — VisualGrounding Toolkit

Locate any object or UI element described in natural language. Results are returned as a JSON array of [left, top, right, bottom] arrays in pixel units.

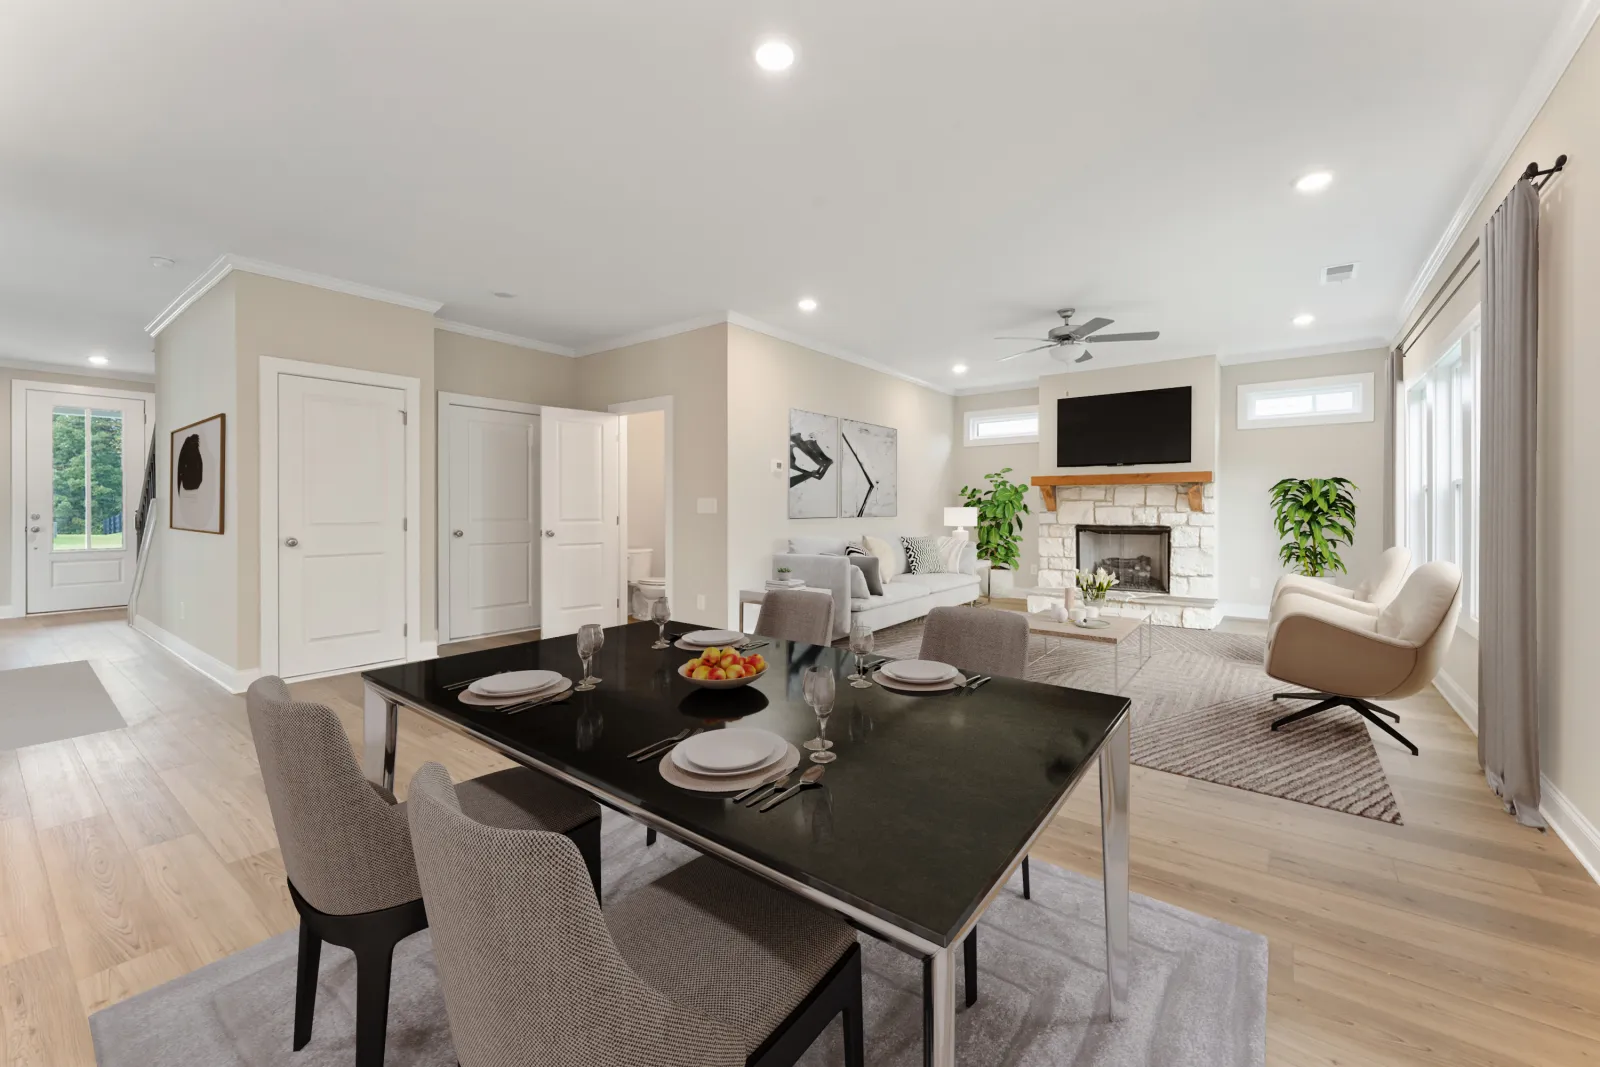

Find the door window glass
[[51, 407, 89, 551], [89, 409, 125, 548]]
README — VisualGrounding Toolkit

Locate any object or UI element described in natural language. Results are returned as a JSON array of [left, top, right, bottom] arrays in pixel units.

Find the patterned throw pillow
[[938, 536, 965, 573], [901, 535, 952, 574]]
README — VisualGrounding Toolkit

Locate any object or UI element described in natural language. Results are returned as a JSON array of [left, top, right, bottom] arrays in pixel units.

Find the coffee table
[[1028, 610, 1151, 692]]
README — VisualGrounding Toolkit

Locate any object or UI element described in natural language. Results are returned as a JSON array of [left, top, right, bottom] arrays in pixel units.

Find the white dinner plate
[[679, 629, 748, 648], [671, 733, 786, 778], [878, 659, 959, 684], [469, 670, 564, 698], [872, 669, 968, 693], [672, 728, 786, 774]]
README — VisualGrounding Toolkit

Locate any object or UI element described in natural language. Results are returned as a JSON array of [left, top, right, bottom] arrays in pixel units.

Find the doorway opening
[[611, 397, 674, 623]]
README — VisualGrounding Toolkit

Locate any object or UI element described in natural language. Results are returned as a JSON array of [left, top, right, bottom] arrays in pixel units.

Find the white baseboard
[[0, 603, 20, 620], [1432, 669, 1478, 735], [132, 615, 261, 695], [1218, 601, 1270, 621], [1542, 776, 1600, 886]]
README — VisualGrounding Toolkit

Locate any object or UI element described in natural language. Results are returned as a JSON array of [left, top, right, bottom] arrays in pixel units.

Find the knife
[[635, 727, 703, 762], [743, 771, 795, 806], [731, 767, 791, 803], [759, 766, 826, 811], [628, 728, 690, 760]]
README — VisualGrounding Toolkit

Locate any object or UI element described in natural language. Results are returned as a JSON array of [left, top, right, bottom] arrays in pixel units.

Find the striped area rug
[[860, 616, 1403, 824]]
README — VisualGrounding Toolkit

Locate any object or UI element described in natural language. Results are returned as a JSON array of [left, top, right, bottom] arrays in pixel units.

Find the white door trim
[[8, 379, 155, 617], [436, 391, 544, 642], [259, 356, 422, 679], [608, 396, 674, 618]]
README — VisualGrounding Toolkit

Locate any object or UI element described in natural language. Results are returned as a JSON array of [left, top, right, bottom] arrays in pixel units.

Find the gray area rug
[[858, 617, 1403, 823], [92, 810, 1267, 1067], [0, 660, 126, 749]]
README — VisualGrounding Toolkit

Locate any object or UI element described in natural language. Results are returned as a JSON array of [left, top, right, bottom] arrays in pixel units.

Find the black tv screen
[[1057, 386, 1192, 467]]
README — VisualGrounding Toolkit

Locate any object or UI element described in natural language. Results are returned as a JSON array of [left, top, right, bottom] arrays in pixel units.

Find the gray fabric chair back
[[919, 606, 1028, 678], [244, 676, 420, 915], [406, 762, 743, 1067], [754, 588, 835, 646]]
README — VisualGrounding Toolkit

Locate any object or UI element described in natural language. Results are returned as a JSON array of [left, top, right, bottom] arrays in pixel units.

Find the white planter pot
[[989, 568, 1016, 599]]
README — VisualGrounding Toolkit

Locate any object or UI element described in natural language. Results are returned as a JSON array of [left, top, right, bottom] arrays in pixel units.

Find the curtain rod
[[1522, 154, 1567, 191]]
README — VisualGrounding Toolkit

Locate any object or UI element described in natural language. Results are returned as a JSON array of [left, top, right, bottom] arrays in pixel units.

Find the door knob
[[452, 529, 464, 538], [284, 537, 300, 548], [544, 530, 555, 537], [28, 525, 40, 533]]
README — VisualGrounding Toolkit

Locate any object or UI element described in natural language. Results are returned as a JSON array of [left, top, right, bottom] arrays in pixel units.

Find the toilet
[[627, 548, 667, 618]]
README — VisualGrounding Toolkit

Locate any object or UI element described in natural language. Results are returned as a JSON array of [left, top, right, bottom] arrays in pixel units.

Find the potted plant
[[1075, 568, 1119, 621], [958, 468, 1031, 597], [1269, 477, 1357, 577]]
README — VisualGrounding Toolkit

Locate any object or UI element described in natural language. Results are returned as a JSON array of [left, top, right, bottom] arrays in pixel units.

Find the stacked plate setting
[[676, 628, 749, 651], [873, 659, 966, 692], [669, 728, 788, 779], [463, 670, 569, 705]]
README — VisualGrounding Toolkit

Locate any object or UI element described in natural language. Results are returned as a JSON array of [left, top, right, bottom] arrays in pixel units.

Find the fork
[[443, 676, 487, 691]]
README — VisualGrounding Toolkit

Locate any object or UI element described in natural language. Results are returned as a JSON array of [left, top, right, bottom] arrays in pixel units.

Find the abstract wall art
[[170, 413, 225, 534], [839, 418, 898, 517], [787, 408, 839, 518]]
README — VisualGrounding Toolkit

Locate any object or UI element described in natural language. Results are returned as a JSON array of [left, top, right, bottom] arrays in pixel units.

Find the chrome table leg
[[1100, 715, 1130, 1018], [922, 943, 957, 1067], [362, 683, 400, 791]]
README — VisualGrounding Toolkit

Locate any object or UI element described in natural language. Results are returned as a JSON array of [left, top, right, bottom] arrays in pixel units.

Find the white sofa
[[772, 536, 982, 638]]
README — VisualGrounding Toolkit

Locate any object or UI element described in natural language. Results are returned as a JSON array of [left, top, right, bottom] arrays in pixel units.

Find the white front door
[[444, 400, 539, 641], [24, 390, 149, 613], [539, 406, 621, 638], [277, 374, 408, 677]]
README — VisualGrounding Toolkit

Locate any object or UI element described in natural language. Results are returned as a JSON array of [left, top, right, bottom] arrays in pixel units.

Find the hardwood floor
[[1, 609, 1597, 1065]]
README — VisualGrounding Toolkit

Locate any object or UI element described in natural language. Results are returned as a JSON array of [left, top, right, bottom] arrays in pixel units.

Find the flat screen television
[[1057, 386, 1192, 467]]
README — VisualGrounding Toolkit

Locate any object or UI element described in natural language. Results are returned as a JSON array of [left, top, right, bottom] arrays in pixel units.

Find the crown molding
[[434, 319, 575, 357], [146, 254, 444, 336], [572, 313, 732, 357], [0, 355, 156, 383], [1217, 335, 1391, 366], [1395, 0, 1600, 333], [722, 312, 950, 394]]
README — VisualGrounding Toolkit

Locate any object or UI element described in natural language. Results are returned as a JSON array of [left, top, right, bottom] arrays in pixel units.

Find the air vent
[[1321, 262, 1359, 285]]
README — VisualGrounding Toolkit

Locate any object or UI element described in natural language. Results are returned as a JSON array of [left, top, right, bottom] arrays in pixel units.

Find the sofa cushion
[[849, 582, 926, 612], [788, 536, 850, 556], [898, 572, 980, 595]]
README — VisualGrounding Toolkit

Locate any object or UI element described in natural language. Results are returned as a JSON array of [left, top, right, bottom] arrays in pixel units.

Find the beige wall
[[140, 275, 239, 664], [434, 329, 582, 407], [1219, 349, 1390, 613], [724, 325, 956, 624], [1399, 21, 1600, 828], [232, 271, 439, 666], [1038, 355, 1221, 477], [577, 325, 730, 627], [952, 388, 1046, 581], [624, 409, 667, 581], [1, 365, 158, 612]]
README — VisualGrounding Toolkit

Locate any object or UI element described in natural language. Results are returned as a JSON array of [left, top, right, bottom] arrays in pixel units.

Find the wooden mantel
[[1030, 471, 1214, 511]]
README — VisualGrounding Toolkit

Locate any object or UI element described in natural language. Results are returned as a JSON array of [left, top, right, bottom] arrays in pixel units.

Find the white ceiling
[[0, 0, 1574, 387]]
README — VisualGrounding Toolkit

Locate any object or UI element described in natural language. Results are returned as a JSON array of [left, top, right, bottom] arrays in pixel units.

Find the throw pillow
[[956, 540, 979, 575], [938, 536, 964, 573], [862, 534, 901, 581], [848, 565, 870, 599], [851, 556, 884, 596], [902, 535, 952, 574]]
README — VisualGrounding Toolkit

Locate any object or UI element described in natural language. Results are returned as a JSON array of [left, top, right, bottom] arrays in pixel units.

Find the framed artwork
[[170, 413, 225, 534], [840, 418, 898, 517], [787, 408, 839, 518]]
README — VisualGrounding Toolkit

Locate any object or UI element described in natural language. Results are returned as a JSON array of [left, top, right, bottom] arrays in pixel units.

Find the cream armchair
[[1269, 546, 1411, 618], [1265, 561, 1462, 755]]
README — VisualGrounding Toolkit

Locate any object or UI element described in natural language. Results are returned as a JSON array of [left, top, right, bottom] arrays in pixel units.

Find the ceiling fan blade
[[1083, 330, 1160, 343], [1073, 349, 1094, 363], [993, 336, 1049, 342], [1064, 316, 1114, 340], [996, 344, 1057, 362]]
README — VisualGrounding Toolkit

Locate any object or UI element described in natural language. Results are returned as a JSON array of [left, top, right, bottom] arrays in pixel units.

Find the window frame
[[964, 405, 1040, 447], [1236, 372, 1376, 430]]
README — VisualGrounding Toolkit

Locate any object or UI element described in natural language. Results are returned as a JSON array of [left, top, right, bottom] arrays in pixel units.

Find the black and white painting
[[840, 418, 897, 517], [788, 408, 838, 518], [170, 413, 225, 534]]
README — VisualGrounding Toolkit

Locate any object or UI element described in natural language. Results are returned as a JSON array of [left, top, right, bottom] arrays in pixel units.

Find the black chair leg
[[646, 827, 657, 847], [1271, 696, 1344, 731], [842, 948, 865, 1067], [963, 928, 978, 1007], [354, 943, 395, 1067], [571, 816, 603, 900], [1273, 695, 1419, 755], [1021, 855, 1031, 900], [1355, 704, 1419, 756], [293, 921, 321, 1050]]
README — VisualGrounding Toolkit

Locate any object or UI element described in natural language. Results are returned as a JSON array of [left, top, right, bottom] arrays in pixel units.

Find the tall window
[[1406, 315, 1479, 623]]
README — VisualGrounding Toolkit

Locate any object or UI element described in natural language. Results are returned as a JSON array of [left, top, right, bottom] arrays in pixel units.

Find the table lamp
[[944, 506, 980, 541]]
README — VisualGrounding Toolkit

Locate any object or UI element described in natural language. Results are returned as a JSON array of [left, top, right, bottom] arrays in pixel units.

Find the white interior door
[[278, 374, 407, 677], [24, 390, 149, 613], [445, 401, 539, 641], [539, 406, 621, 638]]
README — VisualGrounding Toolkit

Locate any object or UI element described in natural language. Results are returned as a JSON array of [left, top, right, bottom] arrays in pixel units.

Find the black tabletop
[[364, 621, 1129, 947]]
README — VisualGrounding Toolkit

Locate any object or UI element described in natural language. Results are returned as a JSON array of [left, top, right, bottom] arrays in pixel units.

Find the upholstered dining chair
[[754, 587, 835, 646], [1266, 561, 1462, 756], [244, 677, 602, 1067], [406, 761, 865, 1067], [1270, 545, 1411, 617], [918, 605, 1031, 1006]]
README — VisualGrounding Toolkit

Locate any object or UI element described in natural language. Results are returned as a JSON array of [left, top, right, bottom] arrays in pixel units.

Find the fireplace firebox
[[1075, 525, 1172, 594]]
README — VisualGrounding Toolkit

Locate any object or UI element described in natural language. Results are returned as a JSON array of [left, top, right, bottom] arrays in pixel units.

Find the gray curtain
[[1382, 347, 1402, 548], [1479, 179, 1544, 828]]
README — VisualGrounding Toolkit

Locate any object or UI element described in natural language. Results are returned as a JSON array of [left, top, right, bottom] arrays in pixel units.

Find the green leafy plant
[[958, 468, 1032, 571], [1269, 477, 1357, 576]]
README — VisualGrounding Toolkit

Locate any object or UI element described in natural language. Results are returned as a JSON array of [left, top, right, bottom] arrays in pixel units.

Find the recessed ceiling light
[[87, 354, 109, 366], [754, 38, 796, 73], [1292, 313, 1316, 327], [149, 255, 174, 268], [797, 297, 818, 312], [492, 291, 515, 299], [1295, 171, 1334, 194], [952, 364, 968, 374]]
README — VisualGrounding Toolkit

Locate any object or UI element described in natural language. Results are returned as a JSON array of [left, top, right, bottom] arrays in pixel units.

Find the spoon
[[759, 766, 827, 811]]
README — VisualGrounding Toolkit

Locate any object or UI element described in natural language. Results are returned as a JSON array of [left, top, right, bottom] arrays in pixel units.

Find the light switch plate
[[696, 497, 718, 514], [770, 458, 784, 473], [696, 594, 707, 610]]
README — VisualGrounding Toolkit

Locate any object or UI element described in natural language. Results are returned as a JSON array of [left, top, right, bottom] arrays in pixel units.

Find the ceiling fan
[[996, 308, 1160, 364]]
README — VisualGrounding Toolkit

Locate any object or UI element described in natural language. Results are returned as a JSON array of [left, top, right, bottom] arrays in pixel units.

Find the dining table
[[361, 620, 1131, 1067]]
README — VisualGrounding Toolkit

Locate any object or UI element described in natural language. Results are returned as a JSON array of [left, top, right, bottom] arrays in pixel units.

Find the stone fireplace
[[1076, 525, 1171, 593]]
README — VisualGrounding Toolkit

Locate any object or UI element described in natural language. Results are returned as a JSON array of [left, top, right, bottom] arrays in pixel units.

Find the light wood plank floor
[[1, 609, 1597, 1066]]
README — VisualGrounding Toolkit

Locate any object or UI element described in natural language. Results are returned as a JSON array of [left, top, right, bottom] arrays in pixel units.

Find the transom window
[[964, 406, 1039, 446], [1237, 373, 1374, 429]]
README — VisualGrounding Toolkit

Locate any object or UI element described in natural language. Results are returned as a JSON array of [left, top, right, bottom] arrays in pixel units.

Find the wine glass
[[847, 620, 875, 689], [575, 623, 604, 691], [802, 665, 837, 763], [650, 597, 672, 649]]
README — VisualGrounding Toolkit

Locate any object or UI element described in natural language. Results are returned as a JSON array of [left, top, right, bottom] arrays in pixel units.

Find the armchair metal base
[[1271, 691, 1418, 756]]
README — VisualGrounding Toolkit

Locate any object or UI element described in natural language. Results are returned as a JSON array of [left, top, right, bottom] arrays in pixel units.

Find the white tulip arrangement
[[1075, 567, 1120, 602]]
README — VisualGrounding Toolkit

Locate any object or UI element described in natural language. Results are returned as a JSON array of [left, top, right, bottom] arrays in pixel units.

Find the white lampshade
[[945, 507, 979, 528]]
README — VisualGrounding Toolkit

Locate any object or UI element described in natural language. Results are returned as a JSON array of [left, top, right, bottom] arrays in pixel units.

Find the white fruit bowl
[[677, 660, 767, 689]]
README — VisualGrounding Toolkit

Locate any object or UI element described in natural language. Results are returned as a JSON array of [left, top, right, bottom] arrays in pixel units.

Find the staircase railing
[[127, 436, 158, 625]]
